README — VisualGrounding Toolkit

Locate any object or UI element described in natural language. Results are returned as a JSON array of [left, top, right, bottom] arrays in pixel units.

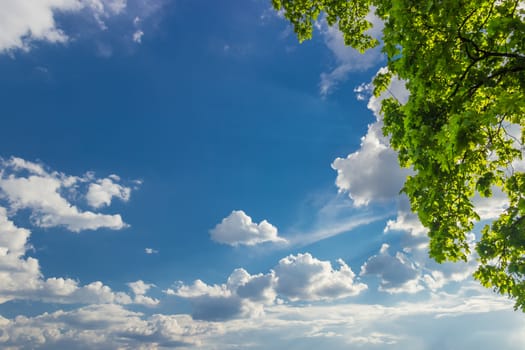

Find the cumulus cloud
[[0, 212, 132, 305], [0, 157, 141, 306], [274, 253, 367, 301], [1, 283, 522, 349], [332, 122, 411, 206], [86, 176, 131, 208], [0, 0, 170, 54], [360, 244, 423, 294], [210, 210, 287, 246], [0, 0, 129, 53], [342, 71, 485, 293], [0, 157, 133, 232], [0, 207, 132, 305], [362, 220, 476, 294], [332, 73, 411, 206], [0, 304, 217, 349], [168, 253, 365, 321], [166, 270, 275, 321], [128, 280, 159, 307]]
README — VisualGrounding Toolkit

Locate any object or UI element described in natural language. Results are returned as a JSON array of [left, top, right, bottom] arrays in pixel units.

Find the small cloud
[[132, 30, 144, 43], [145, 248, 158, 254], [128, 280, 159, 307], [86, 177, 132, 209], [210, 210, 287, 246]]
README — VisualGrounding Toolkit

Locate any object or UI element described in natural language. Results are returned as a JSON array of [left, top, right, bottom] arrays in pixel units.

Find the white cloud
[[132, 29, 144, 43], [128, 280, 159, 307], [128, 280, 154, 296], [0, 0, 130, 53], [169, 253, 366, 321], [132, 16, 144, 43], [145, 247, 158, 254], [0, 304, 217, 349], [86, 176, 131, 208], [360, 244, 423, 294], [332, 72, 411, 206], [289, 213, 387, 246], [0, 157, 141, 306], [167, 270, 275, 321], [332, 122, 411, 206], [472, 185, 509, 220], [210, 210, 287, 246], [274, 253, 367, 301], [317, 10, 384, 96], [0, 207, 132, 305], [0, 157, 132, 232], [1, 284, 523, 349]]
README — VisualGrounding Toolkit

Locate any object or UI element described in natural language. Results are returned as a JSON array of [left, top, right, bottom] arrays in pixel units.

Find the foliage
[[272, 0, 525, 310]]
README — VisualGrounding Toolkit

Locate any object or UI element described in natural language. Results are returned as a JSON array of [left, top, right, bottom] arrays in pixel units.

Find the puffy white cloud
[[128, 280, 159, 307], [0, 157, 143, 306], [144, 247, 158, 254], [0, 0, 129, 53], [384, 201, 426, 239], [210, 210, 287, 246], [0, 304, 217, 349], [0, 175, 127, 231], [377, 197, 478, 292], [0, 157, 132, 232], [86, 176, 131, 208], [274, 253, 367, 301], [383, 196, 428, 252], [1, 284, 523, 349], [169, 253, 365, 321], [332, 122, 411, 206], [128, 280, 153, 296], [332, 73, 411, 206], [0, 207, 41, 304], [167, 269, 276, 321]]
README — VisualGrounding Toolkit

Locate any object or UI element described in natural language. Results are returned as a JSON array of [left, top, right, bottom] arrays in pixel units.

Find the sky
[[0, 0, 524, 349]]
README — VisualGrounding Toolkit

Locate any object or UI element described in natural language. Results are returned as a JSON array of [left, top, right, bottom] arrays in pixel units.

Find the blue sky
[[0, 0, 524, 349]]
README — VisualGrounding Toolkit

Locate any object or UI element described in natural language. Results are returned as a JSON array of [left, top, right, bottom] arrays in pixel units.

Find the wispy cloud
[[317, 10, 385, 96], [287, 213, 389, 247]]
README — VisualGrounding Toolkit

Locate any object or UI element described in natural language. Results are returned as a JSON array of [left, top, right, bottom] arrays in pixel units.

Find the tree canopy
[[272, 0, 525, 310]]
